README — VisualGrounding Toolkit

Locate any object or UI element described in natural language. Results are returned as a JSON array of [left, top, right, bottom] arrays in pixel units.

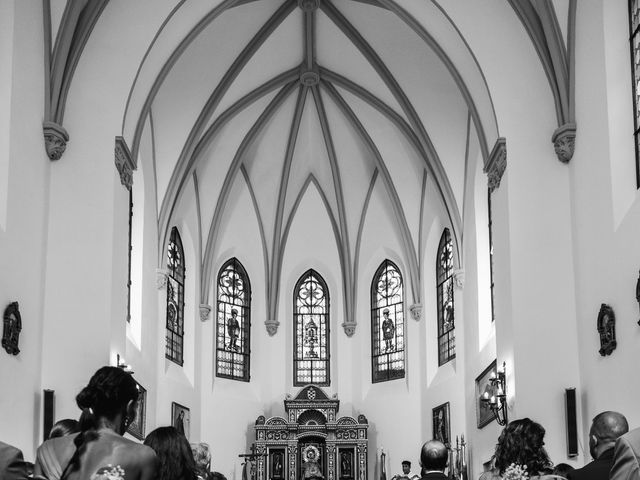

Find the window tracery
[[437, 229, 455, 365], [166, 227, 185, 365]]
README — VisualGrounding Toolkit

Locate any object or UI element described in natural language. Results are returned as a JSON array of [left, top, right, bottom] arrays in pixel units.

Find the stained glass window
[[437, 228, 455, 366], [630, 0, 640, 187], [166, 227, 185, 365], [371, 260, 405, 383], [216, 258, 251, 381], [294, 269, 330, 386]]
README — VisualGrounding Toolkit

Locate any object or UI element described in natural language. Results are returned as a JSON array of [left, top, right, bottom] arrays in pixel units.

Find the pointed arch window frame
[[293, 269, 330, 387], [215, 257, 252, 382], [436, 228, 455, 366], [166, 227, 185, 366], [370, 259, 405, 383]]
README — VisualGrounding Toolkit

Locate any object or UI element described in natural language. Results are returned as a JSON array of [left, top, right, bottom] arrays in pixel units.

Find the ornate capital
[[454, 268, 465, 289], [265, 318, 280, 336], [409, 303, 422, 321], [484, 137, 507, 192], [342, 322, 356, 337], [199, 304, 212, 322], [156, 268, 169, 290], [115, 136, 135, 190], [552, 123, 576, 163], [43, 121, 69, 161], [297, 0, 319, 12]]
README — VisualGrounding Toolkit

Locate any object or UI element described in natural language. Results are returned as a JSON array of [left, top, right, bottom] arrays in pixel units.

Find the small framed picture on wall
[[126, 380, 146, 440], [475, 360, 497, 428], [432, 402, 450, 446], [171, 402, 190, 440]]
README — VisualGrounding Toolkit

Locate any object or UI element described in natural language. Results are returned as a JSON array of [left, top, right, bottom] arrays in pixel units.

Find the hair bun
[[76, 385, 98, 410]]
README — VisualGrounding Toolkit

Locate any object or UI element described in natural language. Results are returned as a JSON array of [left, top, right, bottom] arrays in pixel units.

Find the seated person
[[392, 461, 420, 480]]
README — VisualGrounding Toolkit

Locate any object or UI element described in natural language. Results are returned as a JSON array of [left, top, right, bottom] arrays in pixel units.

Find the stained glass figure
[[166, 227, 185, 365], [371, 260, 405, 383], [437, 229, 455, 366], [216, 258, 251, 381], [630, 0, 640, 186], [294, 270, 329, 386]]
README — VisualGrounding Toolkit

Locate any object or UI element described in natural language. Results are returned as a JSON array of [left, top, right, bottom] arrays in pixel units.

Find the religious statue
[[304, 318, 319, 357], [381, 308, 395, 352], [227, 308, 240, 351], [302, 446, 324, 480]]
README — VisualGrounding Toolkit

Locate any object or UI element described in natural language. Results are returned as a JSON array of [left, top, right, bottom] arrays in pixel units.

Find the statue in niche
[[227, 308, 240, 351], [304, 318, 319, 357], [381, 308, 395, 352], [2, 302, 21, 355], [302, 446, 324, 480]]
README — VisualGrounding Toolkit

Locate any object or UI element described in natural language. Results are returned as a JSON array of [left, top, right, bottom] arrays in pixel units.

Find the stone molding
[[265, 318, 280, 336], [454, 269, 465, 289], [115, 136, 135, 190], [156, 268, 169, 290], [199, 304, 212, 322], [484, 137, 507, 192], [342, 321, 356, 337], [43, 121, 69, 161], [552, 123, 576, 163], [409, 303, 422, 321], [300, 68, 319, 87], [297, 0, 319, 12]]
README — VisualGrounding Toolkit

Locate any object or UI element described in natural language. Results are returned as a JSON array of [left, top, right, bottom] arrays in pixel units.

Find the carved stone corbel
[[409, 303, 423, 321], [199, 304, 212, 322], [115, 136, 135, 190], [156, 268, 169, 290], [43, 121, 69, 161], [552, 123, 576, 163], [454, 269, 465, 290], [265, 318, 279, 336], [484, 137, 507, 192], [342, 321, 356, 337]]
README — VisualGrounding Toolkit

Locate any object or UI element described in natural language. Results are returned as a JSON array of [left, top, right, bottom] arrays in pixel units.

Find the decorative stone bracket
[[297, 0, 319, 11], [484, 137, 507, 193], [552, 123, 576, 163], [156, 268, 169, 290], [454, 269, 465, 290], [265, 318, 280, 336], [199, 304, 212, 322], [409, 303, 422, 321], [342, 321, 356, 337], [115, 136, 135, 190], [43, 121, 69, 161]]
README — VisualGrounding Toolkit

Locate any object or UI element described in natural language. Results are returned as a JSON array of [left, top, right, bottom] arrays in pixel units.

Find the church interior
[[2, 1, 640, 479]]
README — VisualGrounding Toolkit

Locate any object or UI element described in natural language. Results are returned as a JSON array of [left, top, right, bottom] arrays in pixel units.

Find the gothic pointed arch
[[166, 226, 185, 366], [371, 259, 405, 383], [216, 257, 251, 382], [293, 269, 330, 386], [436, 228, 455, 366]]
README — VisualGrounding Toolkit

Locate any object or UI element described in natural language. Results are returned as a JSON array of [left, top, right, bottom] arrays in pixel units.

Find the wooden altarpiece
[[254, 385, 368, 480]]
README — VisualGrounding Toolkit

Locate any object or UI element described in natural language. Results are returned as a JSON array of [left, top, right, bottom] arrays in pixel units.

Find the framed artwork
[[338, 448, 354, 480], [432, 402, 450, 446], [127, 380, 146, 440], [475, 360, 497, 428], [269, 449, 285, 480], [171, 402, 190, 440]]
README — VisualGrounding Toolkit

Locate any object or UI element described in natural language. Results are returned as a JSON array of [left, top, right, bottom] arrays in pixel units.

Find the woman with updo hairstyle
[[34, 366, 157, 480], [144, 426, 197, 480], [493, 418, 556, 479]]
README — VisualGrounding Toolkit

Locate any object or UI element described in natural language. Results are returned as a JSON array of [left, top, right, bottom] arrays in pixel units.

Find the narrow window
[[488, 190, 496, 322], [437, 228, 455, 366], [630, 0, 640, 187], [293, 270, 330, 386], [216, 258, 251, 381], [371, 259, 405, 383], [166, 227, 185, 365]]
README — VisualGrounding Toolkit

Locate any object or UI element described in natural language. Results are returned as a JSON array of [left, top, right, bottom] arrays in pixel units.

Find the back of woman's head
[[49, 419, 80, 439], [75, 366, 139, 421], [145, 426, 196, 480], [494, 418, 552, 475]]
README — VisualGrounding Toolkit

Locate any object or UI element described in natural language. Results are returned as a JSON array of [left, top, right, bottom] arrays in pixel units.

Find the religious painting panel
[[432, 402, 450, 446], [127, 380, 146, 440], [338, 448, 354, 480], [475, 360, 497, 428], [269, 448, 286, 480], [171, 402, 190, 440]]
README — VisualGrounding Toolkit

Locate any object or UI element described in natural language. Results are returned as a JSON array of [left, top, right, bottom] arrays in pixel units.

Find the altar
[[253, 385, 369, 480]]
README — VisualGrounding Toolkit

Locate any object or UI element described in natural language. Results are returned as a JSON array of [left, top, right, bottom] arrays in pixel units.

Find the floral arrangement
[[503, 464, 529, 480], [92, 465, 125, 480]]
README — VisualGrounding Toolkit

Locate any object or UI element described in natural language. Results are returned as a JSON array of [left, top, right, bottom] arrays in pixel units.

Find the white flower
[[503, 464, 528, 480], [92, 464, 125, 480]]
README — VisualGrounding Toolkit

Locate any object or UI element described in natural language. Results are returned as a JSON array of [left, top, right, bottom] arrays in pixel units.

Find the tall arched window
[[371, 259, 405, 383], [166, 227, 185, 365], [216, 258, 251, 381], [293, 269, 330, 386], [437, 228, 455, 365]]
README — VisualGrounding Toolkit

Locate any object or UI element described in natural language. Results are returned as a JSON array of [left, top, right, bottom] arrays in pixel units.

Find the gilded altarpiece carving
[[254, 386, 368, 480]]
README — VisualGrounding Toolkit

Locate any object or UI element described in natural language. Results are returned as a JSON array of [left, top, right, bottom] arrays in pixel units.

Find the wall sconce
[[116, 354, 134, 374], [480, 361, 507, 426]]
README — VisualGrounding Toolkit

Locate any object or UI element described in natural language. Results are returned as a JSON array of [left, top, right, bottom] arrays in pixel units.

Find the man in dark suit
[[419, 440, 449, 480], [568, 411, 628, 480], [0, 440, 28, 480], [610, 427, 640, 480]]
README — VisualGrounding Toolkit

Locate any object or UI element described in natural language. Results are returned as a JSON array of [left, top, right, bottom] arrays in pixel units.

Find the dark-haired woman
[[34, 366, 157, 480], [48, 419, 80, 440], [144, 426, 197, 480]]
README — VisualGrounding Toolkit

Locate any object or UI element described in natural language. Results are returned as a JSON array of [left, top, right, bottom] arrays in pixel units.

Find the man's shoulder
[[0, 441, 22, 457], [422, 472, 448, 480], [567, 457, 613, 480]]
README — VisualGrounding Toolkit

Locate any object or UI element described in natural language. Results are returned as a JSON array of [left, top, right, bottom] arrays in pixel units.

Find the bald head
[[589, 411, 629, 459], [420, 440, 448, 472]]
